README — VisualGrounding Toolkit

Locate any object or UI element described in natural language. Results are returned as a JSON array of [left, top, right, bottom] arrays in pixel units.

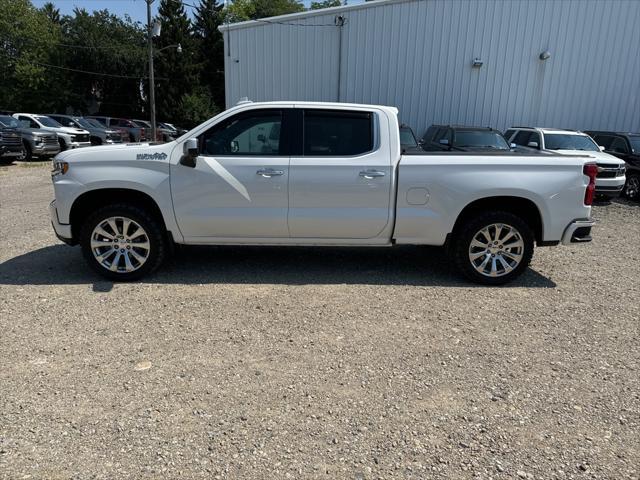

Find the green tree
[[58, 8, 147, 116], [154, 0, 197, 124], [310, 0, 343, 9], [41, 2, 61, 23], [224, 0, 305, 22], [0, 0, 61, 111], [179, 87, 220, 127], [194, 0, 225, 111]]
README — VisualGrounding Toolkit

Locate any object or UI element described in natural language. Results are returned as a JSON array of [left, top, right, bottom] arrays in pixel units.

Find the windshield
[[629, 136, 640, 153], [35, 115, 63, 128], [454, 130, 509, 149], [86, 118, 107, 128], [544, 134, 599, 151], [399, 126, 417, 147], [0, 115, 19, 128], [72, 117, 94, 129]]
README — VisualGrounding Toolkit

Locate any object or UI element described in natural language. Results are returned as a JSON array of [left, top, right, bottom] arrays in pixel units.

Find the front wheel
[[451, 211, 534, 285], [623, 173, 639, 200], [80, 204, 167, 281], [22, 141, 32, 161]]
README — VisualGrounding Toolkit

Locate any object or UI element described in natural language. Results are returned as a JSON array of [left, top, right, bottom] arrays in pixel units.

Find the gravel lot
[[1, 161, 638, 480]]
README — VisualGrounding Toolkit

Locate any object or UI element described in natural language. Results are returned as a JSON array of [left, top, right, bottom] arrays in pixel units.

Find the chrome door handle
[[256, 169, 284, 177], [359, 169, 386, 179]]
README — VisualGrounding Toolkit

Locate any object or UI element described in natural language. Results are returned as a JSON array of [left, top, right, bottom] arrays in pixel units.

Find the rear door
[[288, 108, 392, 239]]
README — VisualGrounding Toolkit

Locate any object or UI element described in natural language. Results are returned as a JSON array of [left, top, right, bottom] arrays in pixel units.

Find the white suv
[[13, 113, 91, 151], [505, 127, 626, 199]]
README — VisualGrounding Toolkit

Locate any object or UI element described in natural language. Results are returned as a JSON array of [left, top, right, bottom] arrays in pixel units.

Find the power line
[[24, 60, 169, 80]]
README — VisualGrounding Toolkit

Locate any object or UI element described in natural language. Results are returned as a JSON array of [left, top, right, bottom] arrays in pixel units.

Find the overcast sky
[[30, 0, 365, 24]]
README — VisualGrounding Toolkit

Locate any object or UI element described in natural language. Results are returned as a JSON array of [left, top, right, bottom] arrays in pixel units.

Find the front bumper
[[0, 145, 24, 158], [33, 143, 61, 155], [49, 200, 74, 244], [561, 219, 595, 245], [595, 184, 624, 198]]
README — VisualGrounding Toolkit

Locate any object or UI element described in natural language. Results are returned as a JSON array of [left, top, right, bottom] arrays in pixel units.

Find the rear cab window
[[303, 109, 374, 156]]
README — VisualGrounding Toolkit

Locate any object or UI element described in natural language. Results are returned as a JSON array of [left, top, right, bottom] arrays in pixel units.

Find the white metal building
[[219, 0, 640, 135]]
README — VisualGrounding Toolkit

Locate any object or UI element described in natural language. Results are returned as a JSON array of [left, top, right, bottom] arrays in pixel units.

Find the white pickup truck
[[50, 101, 597, 285]]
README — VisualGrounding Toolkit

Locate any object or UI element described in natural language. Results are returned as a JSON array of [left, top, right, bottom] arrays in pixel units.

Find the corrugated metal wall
[[221, 0, 640, 134]]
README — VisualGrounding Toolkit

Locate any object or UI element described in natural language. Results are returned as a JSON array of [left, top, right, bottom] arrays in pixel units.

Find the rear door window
[[303, 110, 373, 156]]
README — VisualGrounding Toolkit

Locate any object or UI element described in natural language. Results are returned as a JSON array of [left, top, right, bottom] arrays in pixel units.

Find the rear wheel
[[80, 204, 166, 281], [623, 173, 639, 200], [451, 211, 534, 285]]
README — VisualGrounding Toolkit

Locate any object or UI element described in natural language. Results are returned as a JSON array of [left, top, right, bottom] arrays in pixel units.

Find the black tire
[[22, 141, 32, 161], [451, 211, 534, 285], [58, 138, 67, 151], [623, 173, 640, 200], [80, 204, 167, 281], [90, 136, 102, 146]]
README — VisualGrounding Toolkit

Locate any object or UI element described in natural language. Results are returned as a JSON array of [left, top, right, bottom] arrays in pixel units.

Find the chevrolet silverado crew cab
[[13, 113, 91, 151], [504, 127, 626, 199], [50, 101, 598, 285]]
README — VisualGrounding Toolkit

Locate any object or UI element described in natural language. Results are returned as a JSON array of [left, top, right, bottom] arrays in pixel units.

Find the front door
[[171, 108, 291, 240], [288, 108, 392, 239]]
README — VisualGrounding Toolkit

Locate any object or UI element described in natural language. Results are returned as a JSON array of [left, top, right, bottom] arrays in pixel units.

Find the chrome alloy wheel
[[468, 223, 524, 278], [90, 216, 150, 273]]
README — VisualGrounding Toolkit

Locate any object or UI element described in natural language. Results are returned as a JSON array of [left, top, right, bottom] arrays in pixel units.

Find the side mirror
[[599, 145, 605, 151], [510, 143, 517, 149], [527, 141, 539, 148], [180, 137, 199, 167], [439, 139, 450, 146]]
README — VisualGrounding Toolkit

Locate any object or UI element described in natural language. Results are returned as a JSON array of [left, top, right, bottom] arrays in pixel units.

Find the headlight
[[52, 160, 69, 175]]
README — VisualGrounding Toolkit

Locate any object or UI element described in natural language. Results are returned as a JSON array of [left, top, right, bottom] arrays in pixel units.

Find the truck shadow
[[0, 244, 556, 289]]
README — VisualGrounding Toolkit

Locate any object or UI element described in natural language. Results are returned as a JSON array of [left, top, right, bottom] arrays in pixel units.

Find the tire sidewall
[[453, 211, 534, 285], [80, 204, 166, 281]]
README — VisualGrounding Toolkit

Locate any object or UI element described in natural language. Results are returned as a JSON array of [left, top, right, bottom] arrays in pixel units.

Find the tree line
[[0, 0, 344, 127]]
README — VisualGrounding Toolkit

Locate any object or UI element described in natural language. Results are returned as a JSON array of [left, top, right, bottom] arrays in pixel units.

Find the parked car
[[399, 124, 420, 152], [0, 115, 25, 162], [12, 113, 91, 151], [132, 119, 175, 142], [504, 127, 627, 199], [87, 116, 147, 142], [420, 125, 512, 152], [1, 114, 60, 160], [46, 114, 124, 146], [159, 122, 187, 137], [585, 131, 640, 200], [50, 101, 597, 285]]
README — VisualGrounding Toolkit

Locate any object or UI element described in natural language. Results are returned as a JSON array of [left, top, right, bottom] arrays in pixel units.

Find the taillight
[[140, 128, 146, 140], [583, 163, 598, 205]]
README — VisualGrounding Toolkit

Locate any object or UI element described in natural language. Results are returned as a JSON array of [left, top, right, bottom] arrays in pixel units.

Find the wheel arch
[[451, 196, 544, 244], [69, 188, 169, 243]]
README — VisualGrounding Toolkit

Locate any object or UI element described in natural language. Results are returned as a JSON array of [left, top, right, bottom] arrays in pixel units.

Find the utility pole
[[146, 0, 157, 142]]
